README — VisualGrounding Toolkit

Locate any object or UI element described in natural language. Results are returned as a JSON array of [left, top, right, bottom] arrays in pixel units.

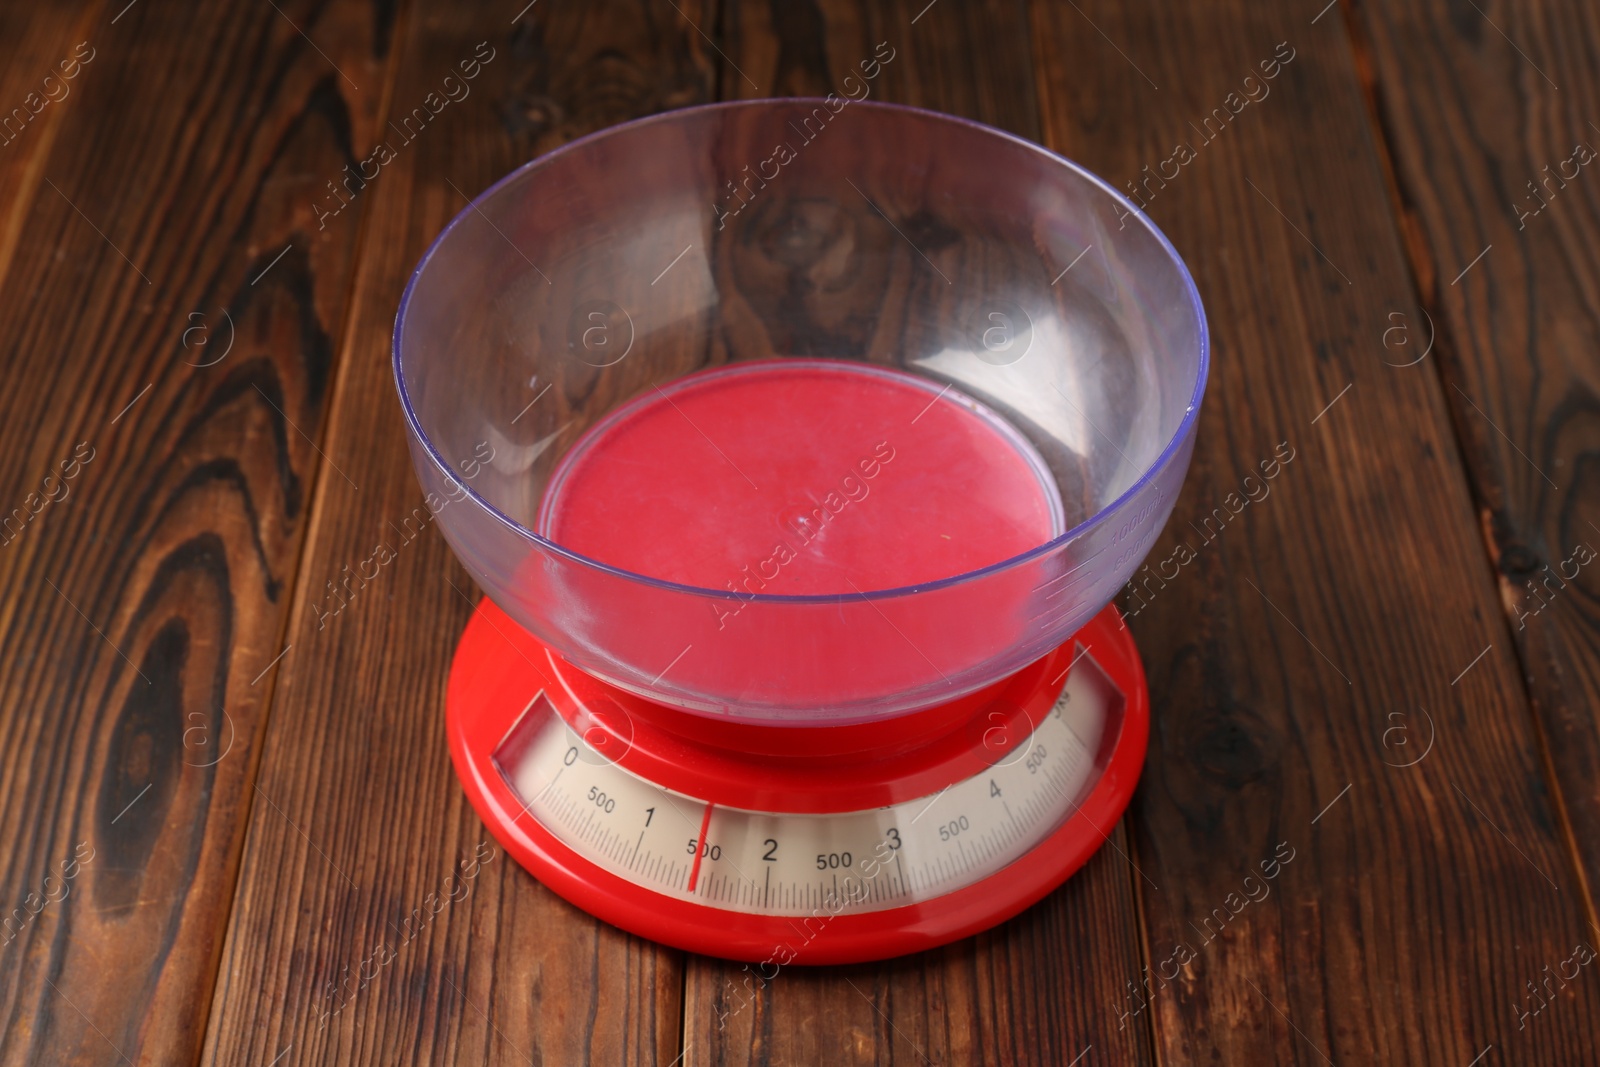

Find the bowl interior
[[395, 99, 1206, 719]]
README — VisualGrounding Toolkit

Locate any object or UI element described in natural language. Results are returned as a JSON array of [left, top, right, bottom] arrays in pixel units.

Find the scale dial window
[[493, 649, 1123, 917]]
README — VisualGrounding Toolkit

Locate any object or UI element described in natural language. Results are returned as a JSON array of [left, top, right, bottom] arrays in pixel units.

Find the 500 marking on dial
[[494, 651, 1119, 916]]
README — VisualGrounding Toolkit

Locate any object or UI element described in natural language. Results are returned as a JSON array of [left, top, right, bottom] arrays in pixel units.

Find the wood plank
[[683, 3, 1153, 1065], [721, 0, 1038, 135], [1031, 0, 1600, 1063], [0, 1, 399, 1064], [0, 1, 97, 300], [1348, 0, 1600, 909], [199, 3, 719, 1064]]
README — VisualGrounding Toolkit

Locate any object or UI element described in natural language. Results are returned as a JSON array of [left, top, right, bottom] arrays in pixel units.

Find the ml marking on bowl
[[972, 300, 1034, 366], [567, 299, 634, 367]]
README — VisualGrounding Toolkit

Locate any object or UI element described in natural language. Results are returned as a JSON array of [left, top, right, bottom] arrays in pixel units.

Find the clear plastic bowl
[[394, 99, 1207, 723]]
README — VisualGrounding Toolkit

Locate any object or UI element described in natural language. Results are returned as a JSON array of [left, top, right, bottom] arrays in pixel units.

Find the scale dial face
[[494, 650, 1119, 917]]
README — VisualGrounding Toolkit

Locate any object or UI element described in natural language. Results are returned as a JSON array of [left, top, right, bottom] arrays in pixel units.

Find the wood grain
[[683, 3, 1154, 1065], [1032, 0, 1600, 1063], [0, 1, 398, 1063], [200, 3, 718, 1064], [720, 0, 1039, 135], [1348, 0, 1600, 911], [0, 2, 97, 301]]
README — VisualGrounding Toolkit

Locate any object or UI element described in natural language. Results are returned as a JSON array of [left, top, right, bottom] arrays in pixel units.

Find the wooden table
[[2, 1, 1597, 1063]]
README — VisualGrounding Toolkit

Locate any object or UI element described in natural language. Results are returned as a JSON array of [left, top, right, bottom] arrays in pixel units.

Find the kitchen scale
[[394, 101, 1206, 964]]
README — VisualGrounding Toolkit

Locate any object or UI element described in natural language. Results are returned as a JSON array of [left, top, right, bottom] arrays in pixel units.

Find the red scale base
[[447, 599, 1148, 964]]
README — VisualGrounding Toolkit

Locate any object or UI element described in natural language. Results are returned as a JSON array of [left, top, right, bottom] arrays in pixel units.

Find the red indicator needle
[[684, 799, 716, 895], [687, 802, 714, 893]]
